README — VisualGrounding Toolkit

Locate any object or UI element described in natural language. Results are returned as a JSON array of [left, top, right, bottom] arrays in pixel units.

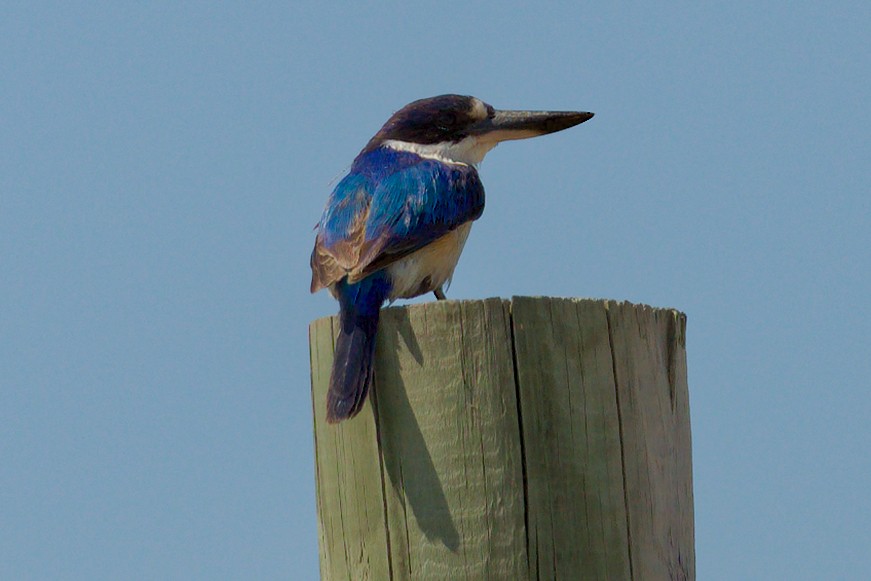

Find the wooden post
[[309, 297, 694, 580]]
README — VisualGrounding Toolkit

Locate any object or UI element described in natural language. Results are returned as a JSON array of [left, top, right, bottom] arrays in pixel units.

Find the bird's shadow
[[371, 307, 460, 553]]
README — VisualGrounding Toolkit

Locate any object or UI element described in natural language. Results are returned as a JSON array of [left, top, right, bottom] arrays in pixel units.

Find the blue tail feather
[[326, 274, 390, 423]]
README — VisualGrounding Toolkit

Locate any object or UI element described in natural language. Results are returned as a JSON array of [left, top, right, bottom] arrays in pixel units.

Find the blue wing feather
[[311, 147, 484, 290], [318, 173, 371, 249], [354, 153, 484, 276]]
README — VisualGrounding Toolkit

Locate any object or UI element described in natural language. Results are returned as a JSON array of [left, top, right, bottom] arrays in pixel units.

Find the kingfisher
[[311, 94, 593, 423]]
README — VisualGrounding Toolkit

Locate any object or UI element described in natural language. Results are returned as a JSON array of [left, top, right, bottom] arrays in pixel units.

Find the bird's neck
[[381, 136, 498, 166]]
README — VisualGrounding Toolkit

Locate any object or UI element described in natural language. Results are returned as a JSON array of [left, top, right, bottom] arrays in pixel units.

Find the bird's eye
[[486, 105, 496, 119], [438, 111, 456, 127]]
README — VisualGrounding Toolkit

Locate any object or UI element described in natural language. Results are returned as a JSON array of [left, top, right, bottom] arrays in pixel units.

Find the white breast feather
[[387, 222, 473, 300]]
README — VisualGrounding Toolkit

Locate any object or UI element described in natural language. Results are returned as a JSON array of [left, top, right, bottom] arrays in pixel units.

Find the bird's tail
[[327, 275, 390, 423]]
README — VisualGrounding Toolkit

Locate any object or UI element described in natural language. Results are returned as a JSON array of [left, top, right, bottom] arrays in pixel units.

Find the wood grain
[[511, 297, 631, 580], [310, 297, 694, 580]]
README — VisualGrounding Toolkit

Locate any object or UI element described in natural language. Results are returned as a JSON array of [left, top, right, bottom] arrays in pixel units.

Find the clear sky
[[2, 2, 869, 579]]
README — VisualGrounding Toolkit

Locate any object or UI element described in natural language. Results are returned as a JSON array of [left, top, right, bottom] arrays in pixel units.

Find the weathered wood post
[[309, 297, 694, 580]]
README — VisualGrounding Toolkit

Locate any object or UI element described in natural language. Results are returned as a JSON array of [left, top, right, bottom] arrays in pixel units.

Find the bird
[[310, 94, 593, 423]]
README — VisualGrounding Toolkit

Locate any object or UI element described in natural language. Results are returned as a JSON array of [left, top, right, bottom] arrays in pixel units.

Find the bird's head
[[361, 94, 593, 165]]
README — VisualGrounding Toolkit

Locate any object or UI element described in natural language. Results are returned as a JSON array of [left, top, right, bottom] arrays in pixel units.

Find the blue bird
[[311, 94, 593, 423]]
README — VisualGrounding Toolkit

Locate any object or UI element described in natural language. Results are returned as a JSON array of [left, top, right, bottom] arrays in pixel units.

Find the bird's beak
[[468, 109, 594, 144]]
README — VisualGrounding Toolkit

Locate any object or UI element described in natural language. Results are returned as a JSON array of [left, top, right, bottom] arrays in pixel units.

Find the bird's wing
[[310, 173, 373, 293], [310, 158, 484, 292], [350, 159, 484, 281]]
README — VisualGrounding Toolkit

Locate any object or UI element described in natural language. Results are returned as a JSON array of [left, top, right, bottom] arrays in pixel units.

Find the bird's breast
[[387, 222, 473, 300]]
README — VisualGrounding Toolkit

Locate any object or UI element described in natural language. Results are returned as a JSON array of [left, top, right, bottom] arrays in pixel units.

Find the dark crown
[[362, 94, 494, 153]]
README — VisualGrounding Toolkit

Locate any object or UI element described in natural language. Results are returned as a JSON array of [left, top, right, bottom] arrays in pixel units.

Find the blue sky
[[2, 2, 869, 579]]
